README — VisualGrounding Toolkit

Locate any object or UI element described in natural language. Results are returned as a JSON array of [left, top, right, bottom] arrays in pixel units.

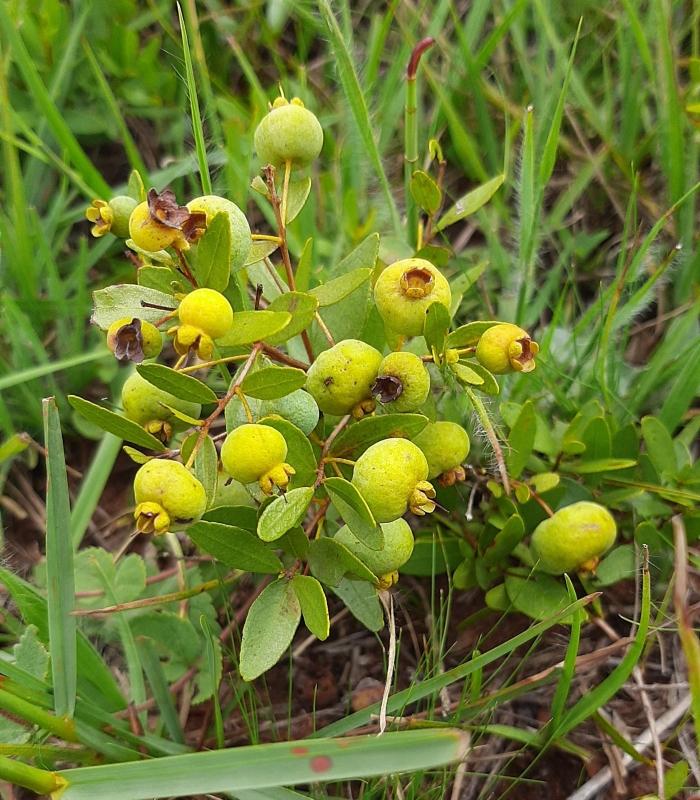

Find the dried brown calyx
[[110, 319, 146, 363], [147, 189, 206, 242], [372, 375, 403, 404]]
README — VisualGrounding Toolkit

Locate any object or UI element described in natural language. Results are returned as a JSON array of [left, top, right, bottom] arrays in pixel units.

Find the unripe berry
[[254, 97, 323, 169], [221, 423, 295, 495], [263, 390, 320, 435], [334, 518, 415, 579], [129, 200, 184, 252], [351, 438, 436, 523], [305, 339, 382, 417], [133, 460, 207, 534], [186, 195, 252, 273], [374, 259, 451, 337], [172, 288, 234, 360], [108, 196, 139, 238], [107, 317, 162, 364], [530, 501, 617, 575], [121, 372, 201, 442], [413, 421, 470, 481], [373, 351, 430, 413], [475, 323, 539, 375], [129, 189, 206, 253]]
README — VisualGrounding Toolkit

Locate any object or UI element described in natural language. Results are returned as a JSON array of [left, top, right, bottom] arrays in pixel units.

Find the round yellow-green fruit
[[186, 195, 252, 273], [108, 196, 139, 238], [413, 421, 470, 480], [178, 288, 233, 341], [254, 98, 323, 169], [121, 372, 201, 434], [220, 423, 288, 485], [373, 351, 430, 413], [530, 501, 617, 575], [351, 438, 433, 523], [475, 323, 539, 375], [128, 201, 181, 252], [374, 259, 451, 337], [334, 519, 414, 577], [305, 339, 382, 416], [133, 460, 207, 532]]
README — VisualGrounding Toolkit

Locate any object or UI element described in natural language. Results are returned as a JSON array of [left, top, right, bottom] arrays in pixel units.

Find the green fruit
[[413, 422, 470, 480], [351, 438, 436, 523], [225, 394, 263, 430], [129, 200, 183, 252], [262, 390, 319, 435], [186, 195, 252, 273], [107, 317, 162, 363], [254, 97, 323, 169], [475, 323, 539, 375], [133, 459, 206, 534], [305, 339, 382, 416], [212, 468, 256, 509], [221, 423, 294, 495], [373, 351, 430, 412], [530, 501, 617, 575], [122, 372, 201, 441], [373, 259, 451, 337], [334, 518, 414, 577], [108, 196, 139, 238]]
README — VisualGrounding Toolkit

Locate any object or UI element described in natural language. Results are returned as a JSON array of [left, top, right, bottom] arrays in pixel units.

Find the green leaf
[[309, 268, 372, 307], [529, 473, 560, 494], [204, 506, 258, 532], [194, 212, 231, 292], [480, 514, 526, 568], [504, 574, 572, 623], [194, 436, 218, 509], [423, 302, 452, 356], [136, 639, 185, 746], [127, 170, 146, 203], [129, 612, 201, 666], [257, 487, 314, 543], [410, 171, 442, 215], [244, 240, 279, 267], [14, 625, 49, 682], [216, 311, 291, 347], [595, 545, 636, 587], [137, 266, 181, 294], [664, 759, 689, 799], [435, 174, 504, 232], [56, 730, 466, 799], [91, 286, 177, 330], [0, 433, 28, 464], [292, 575, 330, 640], [241, 367, 307, 400], [276, 527, 310, 559], [127, 243, 178, 270], [450, 362, 484, 386], [444, 321, 499, 350], [43, 398, 77, 717], [284, 177, 312, 224], [415, 244, 450, 267], [240, 578, 301, 681], [641, 415, 678, 478], [331, 414, 429, 459], [453, 361, 500, 395], [307, 538, 377, 587], [258, 419, 317, 489], [581, 417, 611, 461], [506, 401, 537, 479], [323, 477, 382, 550], [187, 522, 283, 574], [331, 577, 383, 632], [264, 292, 318, 346], [333, 233, 380, 277], [137, 364, 218, 405], [312, 274, 372, 350], [68, 396, 166, 452], [559, 458, 636, 474]]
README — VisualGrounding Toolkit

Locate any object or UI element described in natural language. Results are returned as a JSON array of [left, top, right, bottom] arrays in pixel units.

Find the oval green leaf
[[194, 212, 231, 293], [137, 363, 218, 404], [91, 285, 177, 330], [68, 396, 166, 452], [435, 174, 505, 232], [455, 361, 499, 395], [257, 486, 314, 543], [323, 477, 382, 550], [444, 321, 499, 350], [187, 521, 283, 574], [216, 310, 292, 347], [410, 170, 442, 215], [292, 574, 330, 640], [284, 177, 312, 225], [307, 537, 377, 587], [309, 268, 372, 307], [240, 366, 307, 400], [264, 291, 318, 346], [330, 414, 429, 460]]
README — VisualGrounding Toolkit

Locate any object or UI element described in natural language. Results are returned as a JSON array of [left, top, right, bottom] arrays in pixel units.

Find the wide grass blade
[[316, 0, 402, 236], [42, 397, 77, 718], [56, 729, 468, 800], [0, 349, 111, 392]]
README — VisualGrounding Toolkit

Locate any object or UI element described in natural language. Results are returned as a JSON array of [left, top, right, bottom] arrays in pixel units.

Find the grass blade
[[56, 729, 468, 800], [549, 575, 582, 730], [316, 0, 402, 236], [43, 397, 77, 718], [136, 638, 186, 746], [0, 349, 111, 392]]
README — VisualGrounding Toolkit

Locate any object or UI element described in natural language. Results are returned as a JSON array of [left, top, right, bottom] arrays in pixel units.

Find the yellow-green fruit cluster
[[305, 339, 382, 416], [351, 438, 436, 523], [107, 317, 162, 364], [334, 518, 414, 578], [374, 259, 451, 337], [173, 288, 234, 360], [186, 195, 252, 273], [530, 501, 617, 575], [221, 423, 295, 495], [121, 372, 201, 441], [373, 351, 430, 413], [413, 422, 470, 480], [254, 97, 323, 169], [475, 323, 539, 375], [133, 460, 207, 534]]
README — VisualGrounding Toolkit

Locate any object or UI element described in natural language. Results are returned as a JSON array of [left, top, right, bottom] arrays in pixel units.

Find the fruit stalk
[[464, 386, 510, 495], [315, 414, 352, 487]]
